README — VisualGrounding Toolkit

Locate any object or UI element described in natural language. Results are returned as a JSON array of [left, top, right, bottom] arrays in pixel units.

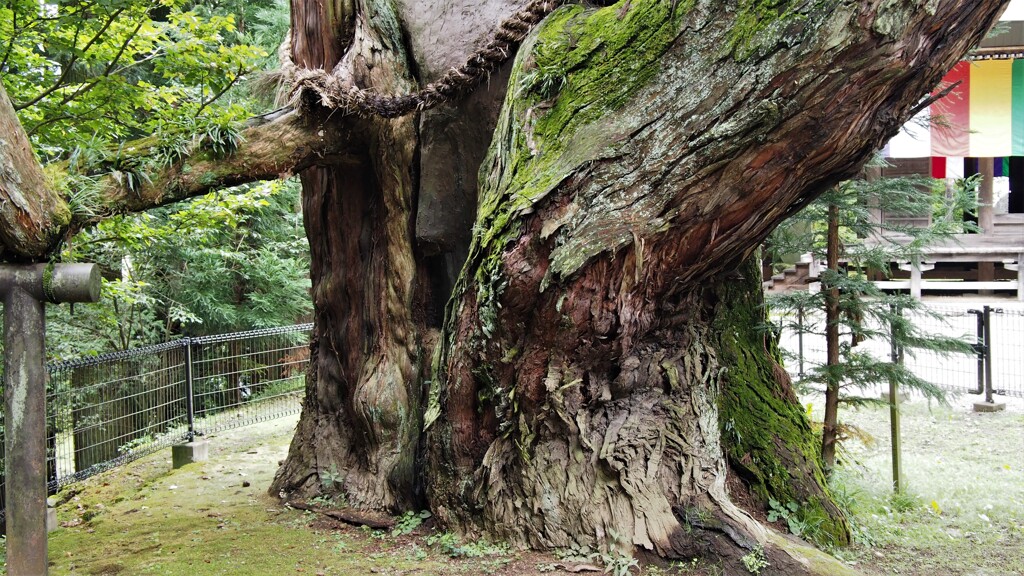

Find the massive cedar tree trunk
[[416, 0, 1003, 570], [268, 0, 423, 510], [0, 0, 1005, 572]]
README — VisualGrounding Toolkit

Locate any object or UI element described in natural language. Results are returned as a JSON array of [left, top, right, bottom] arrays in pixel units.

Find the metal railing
[[0, 323, 311, 524], [777, 303, 1024, 399]]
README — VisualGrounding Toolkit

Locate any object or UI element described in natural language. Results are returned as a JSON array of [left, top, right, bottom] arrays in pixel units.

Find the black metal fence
[[777, 303, 1024, 400], [0, 323, 311, 523]]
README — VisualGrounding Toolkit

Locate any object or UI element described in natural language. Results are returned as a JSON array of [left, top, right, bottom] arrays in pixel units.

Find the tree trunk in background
[[822, 202, 842, 471], [269, 0, 424, 511]]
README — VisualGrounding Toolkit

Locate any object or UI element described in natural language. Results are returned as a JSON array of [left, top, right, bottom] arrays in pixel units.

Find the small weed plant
[[320, 465, 343, 490], [767, 498, 825, 542], [118, 434, 155, 455], [740, 545, 769, 575], [888, 490, 922, 514], [392, 510, 432, 536], [425, 531, 508, 558], [599, 550, 639, 576]]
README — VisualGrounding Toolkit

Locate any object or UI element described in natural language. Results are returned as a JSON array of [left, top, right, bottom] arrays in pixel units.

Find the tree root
[[285, 500, 395, 530]]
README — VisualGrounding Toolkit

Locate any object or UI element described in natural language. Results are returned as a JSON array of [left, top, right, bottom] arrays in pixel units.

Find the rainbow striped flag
[[884, 59, 1024, 168]]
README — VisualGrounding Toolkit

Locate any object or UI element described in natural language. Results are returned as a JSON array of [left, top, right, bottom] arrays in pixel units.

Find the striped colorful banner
[[885, 59, 1024, 162]]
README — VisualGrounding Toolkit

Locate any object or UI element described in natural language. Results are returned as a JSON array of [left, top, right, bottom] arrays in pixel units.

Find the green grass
[[827, 398, 1024, 575]]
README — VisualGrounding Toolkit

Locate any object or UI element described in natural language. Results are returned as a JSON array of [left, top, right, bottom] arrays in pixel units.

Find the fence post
[[172, 337, 209, 468], [974, 306, 1006, 412], [888, 303, 904, 494], [968, 308, 985, 395], [184, 337, 195, 442]]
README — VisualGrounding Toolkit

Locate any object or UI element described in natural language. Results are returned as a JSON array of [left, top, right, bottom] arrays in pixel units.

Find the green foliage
[[767, 498, 826, 540], [769, 172, 980, 270], [424, 532, 508, 558], [740, 544, 770, 574], [46, 178, 310, 356], [768, 167, 979, 427], [0, 0, 277, 162], [392, 510, 432, 536], [318, 464, 343, 492], [598, 551, 639, 576]]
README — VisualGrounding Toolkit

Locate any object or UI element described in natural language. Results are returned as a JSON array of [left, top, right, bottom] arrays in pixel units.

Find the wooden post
[[889, 304, 904, 494], [979, 158, 995, 295]]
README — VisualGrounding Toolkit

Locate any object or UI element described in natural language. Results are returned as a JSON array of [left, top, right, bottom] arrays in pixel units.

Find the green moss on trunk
[[713, 257, 849, 546]]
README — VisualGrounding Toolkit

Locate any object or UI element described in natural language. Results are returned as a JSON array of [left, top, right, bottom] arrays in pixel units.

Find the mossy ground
[[4, 398, 1019, 575], [28, 417, 539, 575]]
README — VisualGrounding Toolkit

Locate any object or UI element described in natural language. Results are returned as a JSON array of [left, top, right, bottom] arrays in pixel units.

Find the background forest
[[0, 0, 311, 358]]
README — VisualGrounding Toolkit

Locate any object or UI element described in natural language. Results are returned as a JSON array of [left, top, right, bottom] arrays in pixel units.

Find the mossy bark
[[0, 82, 71, 261], [714, 257, 849, 547], [424, 0, 1002, 572]]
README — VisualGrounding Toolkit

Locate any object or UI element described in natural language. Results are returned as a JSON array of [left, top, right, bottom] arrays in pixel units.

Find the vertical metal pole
[[983, 306, 994, 404], [797, 304, 805, 378], [973, 309, 985, 395], [184, 338, 196, 442], [4, 286, 48, 575], [888, 304, 904, 494]]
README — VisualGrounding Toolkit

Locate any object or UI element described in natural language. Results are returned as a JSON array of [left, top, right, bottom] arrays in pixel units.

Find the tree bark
[[822, 202, 841, 471], [269, 0, 425, 511], [425, 0, 1004, 570], [0, 83, 71, 261], [0, 0, 1007, 570]]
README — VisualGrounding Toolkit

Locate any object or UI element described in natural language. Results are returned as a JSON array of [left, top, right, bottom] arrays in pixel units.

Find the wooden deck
[[865, 232, 1024, 262], [863, 229, 1023, 300]]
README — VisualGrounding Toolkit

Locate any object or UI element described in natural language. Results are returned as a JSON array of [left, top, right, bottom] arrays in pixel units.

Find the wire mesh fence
[[0, 323, 311, 525], [191, 326, 312, 435], [775, 302, 1024, 399]]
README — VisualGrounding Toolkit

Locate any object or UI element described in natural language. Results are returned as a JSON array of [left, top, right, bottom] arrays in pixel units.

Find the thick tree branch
[[68, 107, 363, 233], [0, 82, 71, 261]]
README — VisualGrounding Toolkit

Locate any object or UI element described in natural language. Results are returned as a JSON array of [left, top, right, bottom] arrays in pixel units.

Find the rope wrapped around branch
[[290, 0, 563, 118]]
